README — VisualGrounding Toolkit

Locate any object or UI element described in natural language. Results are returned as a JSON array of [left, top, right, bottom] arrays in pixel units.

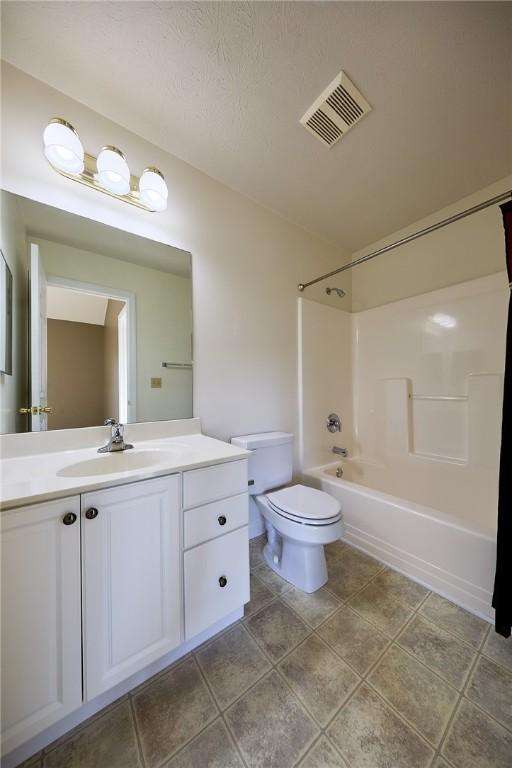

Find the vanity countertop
[[0, 432, 250, 510]]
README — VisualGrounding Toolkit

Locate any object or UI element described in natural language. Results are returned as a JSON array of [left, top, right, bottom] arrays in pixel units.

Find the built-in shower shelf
[[409, 394, 468, 402]]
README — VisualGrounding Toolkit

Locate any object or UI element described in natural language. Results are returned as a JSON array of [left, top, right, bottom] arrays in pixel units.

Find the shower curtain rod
[[298, 190, 512, 292]]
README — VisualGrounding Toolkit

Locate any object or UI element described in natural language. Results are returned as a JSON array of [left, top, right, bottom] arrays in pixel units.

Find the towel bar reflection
[[161, 362, 193, 369]]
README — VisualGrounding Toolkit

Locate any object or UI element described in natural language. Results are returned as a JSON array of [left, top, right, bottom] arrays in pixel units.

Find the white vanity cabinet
[[1, 497, 82, 756], [81, 475, 182, 699], [1, 455, 249, 759], [182, 460, 250, 639]]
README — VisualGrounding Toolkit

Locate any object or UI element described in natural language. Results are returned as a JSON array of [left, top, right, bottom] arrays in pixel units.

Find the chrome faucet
[[98, 418, 134, 453], [332, 446, 348, 457]]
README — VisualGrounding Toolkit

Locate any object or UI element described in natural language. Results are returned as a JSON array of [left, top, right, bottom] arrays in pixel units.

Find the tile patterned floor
[[16, 538, 512, 768]]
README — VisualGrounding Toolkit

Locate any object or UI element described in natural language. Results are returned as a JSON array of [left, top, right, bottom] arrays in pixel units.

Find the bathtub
[[304, 461, 496, 621]]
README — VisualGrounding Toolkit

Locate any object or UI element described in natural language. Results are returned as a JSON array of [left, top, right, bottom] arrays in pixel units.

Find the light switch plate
[[151, 377, 162, 389]]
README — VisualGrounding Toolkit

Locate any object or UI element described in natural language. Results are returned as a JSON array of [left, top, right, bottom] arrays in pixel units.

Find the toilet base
[[263, 530, 328, 593]]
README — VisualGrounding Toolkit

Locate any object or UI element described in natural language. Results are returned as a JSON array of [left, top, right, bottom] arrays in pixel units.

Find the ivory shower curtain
[[493, 199, 512, 638]]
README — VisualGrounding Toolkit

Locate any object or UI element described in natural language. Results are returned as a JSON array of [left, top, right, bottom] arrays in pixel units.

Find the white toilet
[[231, 432, 343, 593]]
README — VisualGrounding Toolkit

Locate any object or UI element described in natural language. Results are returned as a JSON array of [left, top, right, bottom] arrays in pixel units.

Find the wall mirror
[[0, 191, 192, 434]]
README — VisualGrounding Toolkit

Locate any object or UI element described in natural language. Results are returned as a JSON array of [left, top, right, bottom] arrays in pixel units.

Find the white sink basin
[[57, 448, 184, 478]]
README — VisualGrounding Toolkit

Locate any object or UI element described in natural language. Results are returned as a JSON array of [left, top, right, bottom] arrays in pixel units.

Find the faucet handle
[[104, 417, 117, 426]]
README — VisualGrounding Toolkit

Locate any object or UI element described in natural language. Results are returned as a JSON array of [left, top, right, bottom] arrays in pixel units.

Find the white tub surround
[[305, 462, 496, 622], [1, 419, 250, 766]]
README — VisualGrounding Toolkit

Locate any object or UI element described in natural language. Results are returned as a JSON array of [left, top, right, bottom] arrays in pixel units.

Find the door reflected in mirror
[[0, 191, 192, 434]]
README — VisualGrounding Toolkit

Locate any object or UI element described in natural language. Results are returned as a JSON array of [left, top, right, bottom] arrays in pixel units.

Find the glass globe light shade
[[43, 119, 84, 174], [95, 147, 131, 195], [139, 167, 168, 211]]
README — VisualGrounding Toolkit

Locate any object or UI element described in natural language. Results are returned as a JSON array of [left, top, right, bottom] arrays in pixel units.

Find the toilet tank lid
[[231, 431, 294, 449]]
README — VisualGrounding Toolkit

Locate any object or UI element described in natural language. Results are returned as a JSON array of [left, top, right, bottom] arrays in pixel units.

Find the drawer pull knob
[[62, 512, 77, 525], [85, 507, 99, 520], [219, 576, 228, 588], [218, 515, 227, 526]]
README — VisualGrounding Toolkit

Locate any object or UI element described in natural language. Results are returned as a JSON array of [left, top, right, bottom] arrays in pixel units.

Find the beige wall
[[350, 179, 512, 311], [103, 299, 124, 421], [47, 319, 105, 429], [0, 190, 28, 434], [1, 63, 348, 455]]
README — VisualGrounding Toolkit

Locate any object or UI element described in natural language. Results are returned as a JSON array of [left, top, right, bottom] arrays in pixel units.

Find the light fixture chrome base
[[49, 152, 158, 212]]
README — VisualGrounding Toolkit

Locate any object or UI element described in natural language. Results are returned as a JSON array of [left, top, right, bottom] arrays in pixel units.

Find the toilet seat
[[266, 484, 341, 526]]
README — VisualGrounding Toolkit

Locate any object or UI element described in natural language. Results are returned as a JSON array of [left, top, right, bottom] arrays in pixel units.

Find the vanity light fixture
[[139, 167, 168, 212], [43, 118, 84, 174], [42, 118, 168, 212], [96, 146, 131, 195]]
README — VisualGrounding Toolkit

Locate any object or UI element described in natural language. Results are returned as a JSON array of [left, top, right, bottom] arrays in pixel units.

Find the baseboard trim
[[343, 523, 493, 622]]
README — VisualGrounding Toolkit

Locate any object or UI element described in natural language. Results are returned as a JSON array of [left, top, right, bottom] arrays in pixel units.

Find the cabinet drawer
[[184, 493, 248, 549], [184, 526, 249, 639], [183, 459, 248, 509]]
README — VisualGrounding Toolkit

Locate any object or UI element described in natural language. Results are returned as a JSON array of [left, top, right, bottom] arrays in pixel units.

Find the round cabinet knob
[[85, 507, 99, 520], [218, 515, 227, 526], [62, 512, 77, 525], [218, 576, 228, 588]]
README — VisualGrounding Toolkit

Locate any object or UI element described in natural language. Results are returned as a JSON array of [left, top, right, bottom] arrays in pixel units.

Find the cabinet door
[[1, 497, 82, 756], [82, 475, 182, 700], [184, 526, 250, 640]]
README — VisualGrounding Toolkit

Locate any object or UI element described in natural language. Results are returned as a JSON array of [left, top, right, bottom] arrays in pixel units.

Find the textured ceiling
[[2, 1, 512, 251]]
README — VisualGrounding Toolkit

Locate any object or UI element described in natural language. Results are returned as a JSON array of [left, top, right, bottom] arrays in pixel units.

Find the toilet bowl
[[255, 484, 343, 593], [230, 431, 343, 593]]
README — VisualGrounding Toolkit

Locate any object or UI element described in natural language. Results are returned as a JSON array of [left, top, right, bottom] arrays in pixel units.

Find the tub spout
[[332, 446, 348, 457]]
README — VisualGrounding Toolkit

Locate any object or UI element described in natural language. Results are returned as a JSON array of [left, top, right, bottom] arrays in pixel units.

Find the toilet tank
[[231, 432, 293, 495]]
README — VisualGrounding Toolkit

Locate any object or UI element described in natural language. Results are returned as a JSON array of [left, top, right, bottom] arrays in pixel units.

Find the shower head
[[326, 286, 346, 299]]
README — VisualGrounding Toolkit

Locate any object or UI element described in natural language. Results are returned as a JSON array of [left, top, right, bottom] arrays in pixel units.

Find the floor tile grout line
[[220, 667, 308, 768], [387, 637, 469, 693], [40, 694, 130, 757], [142, 656, 222, 768], [433, 691, 465, 765], [364, 675, 454, 752], [193, 622, 272, 714], [345, 574, 426, 622], [321, 628, 438, 753], [193, 617, 346, 763], [320, 632, 396, 732], [435, 641, 487, 761], [304, 732, 352, 768], [267, 591, 329, 633], [243, 596, 314, 665], [417, 596, 490, 650], [479, 646, 512, 675], [459, 679, 512, 735], [127, 694, 147, 768], [267, 667, 325, 767], [315, 620, 393, 681], [318, 619, 444, 757], [291, 732, 327, 768], [243, 592, 279, 621], [218, 711, 251, 768], [275, 638, 360, 733], [406, 609, 485, 657], [272, 665, 324, 732]]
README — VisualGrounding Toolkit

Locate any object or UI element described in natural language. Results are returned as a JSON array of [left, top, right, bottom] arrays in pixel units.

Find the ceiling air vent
[[300, 71, 371, 147]]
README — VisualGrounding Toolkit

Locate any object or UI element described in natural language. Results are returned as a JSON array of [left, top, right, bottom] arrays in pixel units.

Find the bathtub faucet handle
[[327, 413, 342, 433]]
